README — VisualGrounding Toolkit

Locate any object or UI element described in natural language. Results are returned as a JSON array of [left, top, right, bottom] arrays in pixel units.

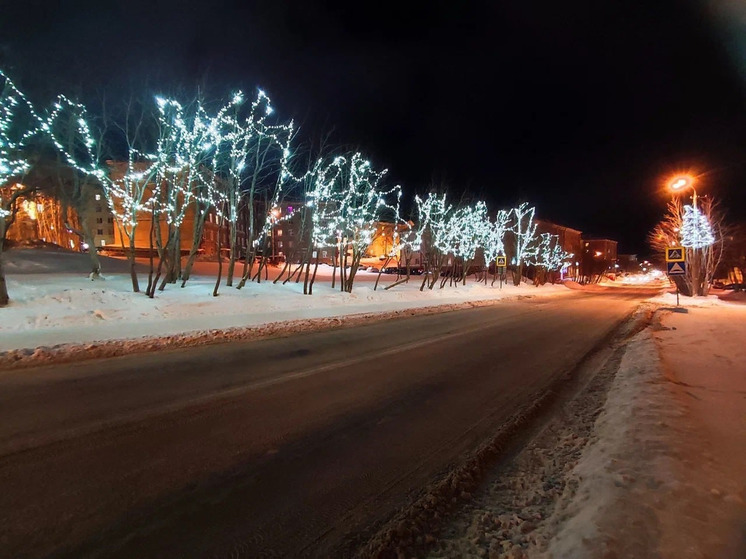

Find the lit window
[[95, 194, 101, 201], [100, 240, 106, 246], [276, 230, 283, 237]]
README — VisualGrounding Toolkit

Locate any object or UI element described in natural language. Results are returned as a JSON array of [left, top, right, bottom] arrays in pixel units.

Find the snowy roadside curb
[[544, 300, 746, 558], [542, 327, 669, 557], [0, 292, 550, 371]]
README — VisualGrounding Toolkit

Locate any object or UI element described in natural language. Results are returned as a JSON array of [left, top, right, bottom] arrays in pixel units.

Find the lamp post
[[669, 175, 701, 295]]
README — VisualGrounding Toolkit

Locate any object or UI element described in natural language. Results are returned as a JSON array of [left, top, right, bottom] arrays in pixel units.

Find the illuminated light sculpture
[[680, 204, 714, 249]]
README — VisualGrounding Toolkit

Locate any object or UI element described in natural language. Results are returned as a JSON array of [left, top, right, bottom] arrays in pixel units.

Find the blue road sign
[[667, 261, 686, 276]]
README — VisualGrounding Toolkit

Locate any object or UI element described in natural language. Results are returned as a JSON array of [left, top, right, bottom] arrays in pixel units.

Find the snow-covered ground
[[4, 249, 744, 556], [430, 290, 746, 558], [545, 293, 746, 558], [0, 249, 570, 355]]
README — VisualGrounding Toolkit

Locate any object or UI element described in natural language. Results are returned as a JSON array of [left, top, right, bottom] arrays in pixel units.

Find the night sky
[[2, 0, 746, 254]]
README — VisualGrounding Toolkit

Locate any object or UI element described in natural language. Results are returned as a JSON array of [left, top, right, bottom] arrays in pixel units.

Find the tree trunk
[[308, 255, 320, 295], [146, 210, 156, 296], [374, 256, 392, 291], [226, 219, 237, 287], [213, 219, 223, 297], [0, 234, 8, 307], [512, 263, 522, 286], [331, 247, 338, 289], [79, 221, 102, 279], [128, 234, 139, 293], [181, 210, 208, 287]]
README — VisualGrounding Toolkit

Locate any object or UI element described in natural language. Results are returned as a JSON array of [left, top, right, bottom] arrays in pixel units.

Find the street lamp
[[669, 175, 698, 208], [668, 174, 707, 296]]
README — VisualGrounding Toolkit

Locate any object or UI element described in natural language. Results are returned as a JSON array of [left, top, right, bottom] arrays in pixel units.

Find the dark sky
[[2, 0, 746, 254]]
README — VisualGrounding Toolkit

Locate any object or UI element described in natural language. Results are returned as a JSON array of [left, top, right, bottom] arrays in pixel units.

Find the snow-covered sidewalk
[[1, 254, 570, 355], [547, 293, 746, 558]]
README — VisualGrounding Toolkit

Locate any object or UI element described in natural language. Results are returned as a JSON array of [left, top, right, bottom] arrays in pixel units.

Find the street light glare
[[670, 176, 691, 191]]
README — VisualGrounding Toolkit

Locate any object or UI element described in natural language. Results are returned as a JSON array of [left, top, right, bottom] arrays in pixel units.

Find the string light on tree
[[680, 204, 715, 249], [1, 70, 39, 218], [483, 209, 510, 265]]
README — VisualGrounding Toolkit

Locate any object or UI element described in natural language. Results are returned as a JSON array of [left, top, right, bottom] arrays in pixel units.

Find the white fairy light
[[529, 233, 570, 270], [483, 209, 510, 264], [681, 204, 714, 249], [511, 202, 538, 266], [1, 70, 38, 192]]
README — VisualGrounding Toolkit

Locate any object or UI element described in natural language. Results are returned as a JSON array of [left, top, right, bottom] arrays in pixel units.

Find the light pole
[[669, 175, 701, 295]]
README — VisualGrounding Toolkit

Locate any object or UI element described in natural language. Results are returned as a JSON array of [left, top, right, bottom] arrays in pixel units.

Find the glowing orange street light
[[669, 175, 698, 208]]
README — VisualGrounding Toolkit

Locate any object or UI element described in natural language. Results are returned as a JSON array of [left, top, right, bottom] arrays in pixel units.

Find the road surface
[[0, 287, 658, 558]]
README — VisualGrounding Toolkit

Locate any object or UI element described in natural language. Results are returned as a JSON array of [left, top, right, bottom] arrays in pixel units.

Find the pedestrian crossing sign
[[665, 247, 685, 262], [667, 261, 686, 276], [496, 255, 507, 267]]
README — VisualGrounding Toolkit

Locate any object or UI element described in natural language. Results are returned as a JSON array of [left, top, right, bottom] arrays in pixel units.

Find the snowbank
[[546, 297, 746, 558], [0, 252, 571, 365]]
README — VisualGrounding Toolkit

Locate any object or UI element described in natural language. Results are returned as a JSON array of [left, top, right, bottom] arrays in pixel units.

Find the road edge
[[352, 303, 657, 559], [0, 292, 561, 371]]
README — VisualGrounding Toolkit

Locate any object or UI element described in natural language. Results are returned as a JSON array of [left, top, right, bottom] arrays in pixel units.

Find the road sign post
[[496, 256, 507, 289], [666, 251, 687, 307]]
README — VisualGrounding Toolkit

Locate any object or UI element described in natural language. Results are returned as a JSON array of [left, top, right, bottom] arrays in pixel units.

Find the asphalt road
[[0, 287, 659, 558]]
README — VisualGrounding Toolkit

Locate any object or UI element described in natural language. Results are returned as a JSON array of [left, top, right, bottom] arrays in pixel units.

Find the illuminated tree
[[529, 233, 569, 285], [439, 201, 489, 285], [300, 152, 400, 293], [509, 202, 537, 285], [103, 101, 159, 293], [1, 70, 39, 306], [411, 192, 455, 290], [649, 198, 724, 296], [483, 209, 510, 285], [37, 95, 105, 278]]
